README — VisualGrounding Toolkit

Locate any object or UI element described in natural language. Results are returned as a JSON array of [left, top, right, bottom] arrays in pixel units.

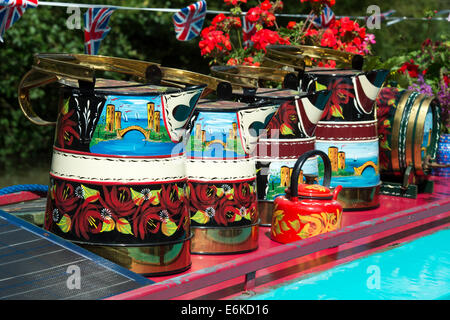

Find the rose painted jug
[[184, 99, 279, 254], [18, 54, 206, 275], [300, 68, 389, 210], [271, 150, 343, 244], [252, 90, 332, 226]]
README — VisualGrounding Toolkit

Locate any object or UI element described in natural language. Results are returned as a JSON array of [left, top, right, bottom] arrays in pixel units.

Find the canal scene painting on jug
[[315, 140, 380, 188], [90, 95, 175, 156], [186, 111, 247, 159]]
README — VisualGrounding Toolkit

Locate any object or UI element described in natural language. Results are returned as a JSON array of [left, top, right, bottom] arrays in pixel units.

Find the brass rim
[[265, 44, 356, 68], [80, 237, 192, 276], [19, 53, 242, 126], [405, 94, 423, 170], [210, 65, 292, 87], [337, 184, 381, 210], [391, 91, 413, 172], [190, 222, 259, 254]]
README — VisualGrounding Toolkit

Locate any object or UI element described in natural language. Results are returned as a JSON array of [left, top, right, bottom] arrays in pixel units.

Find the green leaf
[[216, 187, 224, 197], [177, 185, 184, 200], [56, 214, 71, 233], [81, 185, 100, 202], [280, 123, 294, 135], [191, 210, 209, 224], [280, 220, 290, 232], [161, 219, 178, 237], [116, 218, 133, 235], [315, 82, 328, 91], [231, 212, 242, 222], [150, 190, 160, 205], [130, 188, 145, 206], [100, 217, 115, 232], [62, 99, 70, 115], [289, 220, 301, 232]]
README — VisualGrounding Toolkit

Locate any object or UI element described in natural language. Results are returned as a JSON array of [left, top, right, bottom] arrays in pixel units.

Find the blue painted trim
[[0, 210, 154, 287]]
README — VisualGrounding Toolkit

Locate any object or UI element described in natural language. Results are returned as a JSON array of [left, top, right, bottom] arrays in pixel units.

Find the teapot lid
[[297, 183, 333, 199]]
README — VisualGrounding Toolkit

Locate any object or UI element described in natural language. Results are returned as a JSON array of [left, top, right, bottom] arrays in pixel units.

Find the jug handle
[[18, 69, 58, 126], [290, 150, 332, 201]]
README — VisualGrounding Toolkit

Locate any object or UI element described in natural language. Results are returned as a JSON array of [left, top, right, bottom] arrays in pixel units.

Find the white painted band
[[50, 150, 186, 183], [185, 158, 256, 181]]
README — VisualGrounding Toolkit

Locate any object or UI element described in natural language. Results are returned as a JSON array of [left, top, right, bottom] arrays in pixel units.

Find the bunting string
[[37, 1, 448, 22]]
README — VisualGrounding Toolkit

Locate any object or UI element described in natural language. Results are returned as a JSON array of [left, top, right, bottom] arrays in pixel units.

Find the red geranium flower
[[224, 0, 247, 6], [260, 0, 272, 10], [399, 59, 420, 78], [246, 6, 263, 23], [287, 21, 297, 29], [251, 29, 290, 52]]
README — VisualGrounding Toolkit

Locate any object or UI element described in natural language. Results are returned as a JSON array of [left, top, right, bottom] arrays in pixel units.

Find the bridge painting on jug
[[315, 139, 380, 188], [186, 111, 247, 159], [89, 95, 177, 156]]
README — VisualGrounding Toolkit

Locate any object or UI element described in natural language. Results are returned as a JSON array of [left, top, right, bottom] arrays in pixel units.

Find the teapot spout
[[162, 85, 205, 142], [332, 185, 343, 201]]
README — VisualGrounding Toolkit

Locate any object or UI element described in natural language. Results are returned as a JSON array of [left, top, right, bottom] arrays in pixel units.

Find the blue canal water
[[90, 119, 181, 156], [250, 227, 450, 300], [188, 146, 241, 159]]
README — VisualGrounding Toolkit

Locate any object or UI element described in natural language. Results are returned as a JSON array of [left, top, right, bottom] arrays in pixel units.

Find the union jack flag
[[0, 0, 38, 7], [242, 15, 256, 47], [311, 5, 335, 28], [84, 7, 115, 55], [173, 0, 206, 41], [0, 0, 38, 42]]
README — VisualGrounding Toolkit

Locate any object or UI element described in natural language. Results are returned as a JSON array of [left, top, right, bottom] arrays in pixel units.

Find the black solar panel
[[0, 210, 153, 300]]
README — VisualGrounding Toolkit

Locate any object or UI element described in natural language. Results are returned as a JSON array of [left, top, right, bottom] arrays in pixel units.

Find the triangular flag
[[173, 0, 206, 41], [84, 7, 115, 55], [310, 5, 335, 29], [0, 0, 38, 42]]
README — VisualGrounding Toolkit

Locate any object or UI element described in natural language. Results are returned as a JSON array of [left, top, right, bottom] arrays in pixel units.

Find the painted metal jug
[[18, 54, 206, 275], [254, 90, 331, 226], [300, 68, 389, 210], [185, 99, 279, 254], [271, 150, 343, 244]]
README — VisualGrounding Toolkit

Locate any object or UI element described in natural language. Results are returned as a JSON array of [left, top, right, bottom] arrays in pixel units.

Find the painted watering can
[[271, 150, 343, 244], [207, 64, 333, 226], [18, 53, 206, 275], [300, 68, 389, 210], [184, 99, 280, 254], [254, 90, 332, 226]]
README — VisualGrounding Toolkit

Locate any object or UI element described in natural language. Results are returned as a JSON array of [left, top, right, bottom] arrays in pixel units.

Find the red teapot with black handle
[[271, 150, 343, 243]]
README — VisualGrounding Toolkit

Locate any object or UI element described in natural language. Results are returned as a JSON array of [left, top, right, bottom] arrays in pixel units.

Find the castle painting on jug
[[315, 140, 380, 188], [187, 111, 247, 159], [265, 158, 319, 201], [90, 95, 176, 156]]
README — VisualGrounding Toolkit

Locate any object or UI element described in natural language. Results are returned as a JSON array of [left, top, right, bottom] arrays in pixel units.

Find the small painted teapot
[[271, 150, 343, 244]]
